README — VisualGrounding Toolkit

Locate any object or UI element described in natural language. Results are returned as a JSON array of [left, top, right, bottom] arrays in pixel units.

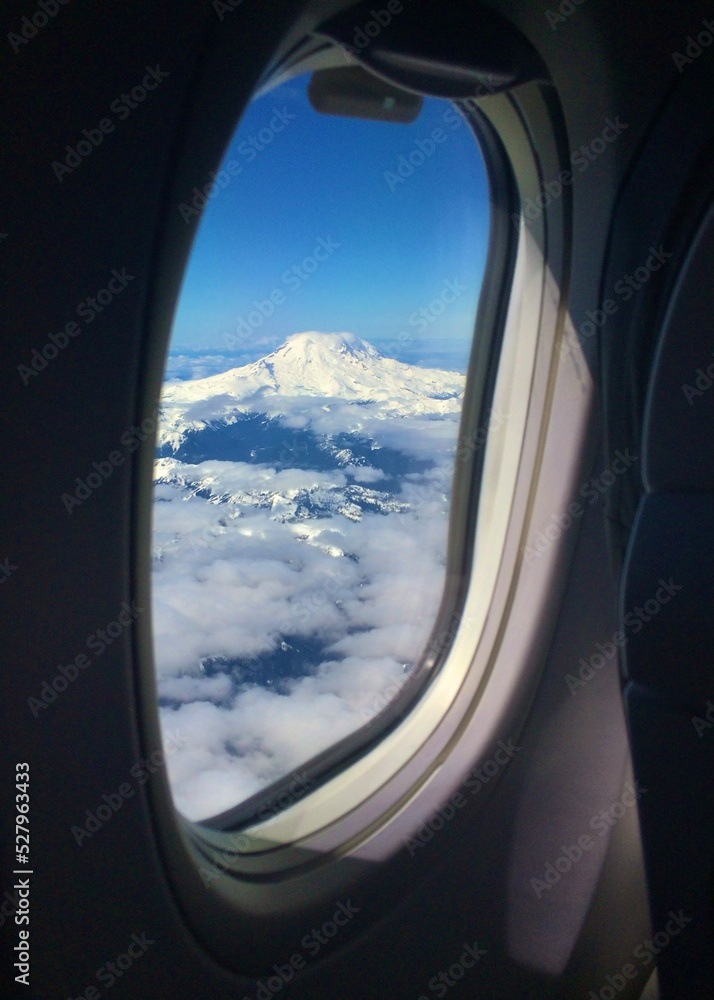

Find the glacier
[[152, 332, 466, 820]]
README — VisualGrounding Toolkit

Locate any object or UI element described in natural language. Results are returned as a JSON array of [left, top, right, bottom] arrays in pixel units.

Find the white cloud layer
[[152, 333, 463, 821]]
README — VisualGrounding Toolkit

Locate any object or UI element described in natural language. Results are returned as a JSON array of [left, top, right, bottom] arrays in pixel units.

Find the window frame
[[132, 8, 579, 973], [167, 87, 514, 837], [183, 86, 552, 863]]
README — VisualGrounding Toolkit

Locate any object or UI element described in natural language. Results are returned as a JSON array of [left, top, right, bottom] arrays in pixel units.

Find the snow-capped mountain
[[154, 331, 463, 525], [158, 331, 465, 452], [152, 332, 465, 820]]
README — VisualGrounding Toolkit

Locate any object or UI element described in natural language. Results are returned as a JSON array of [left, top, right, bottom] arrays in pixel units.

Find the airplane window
[[151, 68, 490, 823]]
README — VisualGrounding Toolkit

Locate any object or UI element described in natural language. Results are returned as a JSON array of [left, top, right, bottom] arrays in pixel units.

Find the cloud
[[165, 353, 249, 381], [152, 336, 462, 821]]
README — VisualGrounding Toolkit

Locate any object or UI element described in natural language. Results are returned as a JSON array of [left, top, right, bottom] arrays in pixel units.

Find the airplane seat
[[621, 193, 714, 998]]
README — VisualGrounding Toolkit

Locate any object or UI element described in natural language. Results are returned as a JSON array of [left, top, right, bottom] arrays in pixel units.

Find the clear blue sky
[[170, 71, 490, 368]]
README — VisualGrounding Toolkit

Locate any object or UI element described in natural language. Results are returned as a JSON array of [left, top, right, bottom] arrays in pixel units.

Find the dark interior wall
[[1, 1, 711, 997]]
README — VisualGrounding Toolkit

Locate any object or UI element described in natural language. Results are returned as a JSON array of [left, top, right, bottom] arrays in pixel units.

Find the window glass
[[152, 69, 490, 821]]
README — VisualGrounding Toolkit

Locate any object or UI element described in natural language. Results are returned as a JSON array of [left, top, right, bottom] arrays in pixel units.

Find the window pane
[[152, 70, 490, 821]]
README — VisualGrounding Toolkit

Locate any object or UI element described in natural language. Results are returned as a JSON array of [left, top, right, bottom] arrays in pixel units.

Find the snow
[[158, 331, 465, 452], [152, 332, 466, 820]]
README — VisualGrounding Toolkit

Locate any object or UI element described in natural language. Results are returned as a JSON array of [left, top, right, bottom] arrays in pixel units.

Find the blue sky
[[169, 72, 490, 370]]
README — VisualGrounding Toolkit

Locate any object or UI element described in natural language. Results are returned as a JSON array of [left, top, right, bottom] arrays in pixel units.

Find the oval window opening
[[152, 64, 490, 823]]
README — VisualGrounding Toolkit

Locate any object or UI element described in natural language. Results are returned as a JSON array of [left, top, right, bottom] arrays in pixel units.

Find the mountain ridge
[[158, 331, 465, 452]]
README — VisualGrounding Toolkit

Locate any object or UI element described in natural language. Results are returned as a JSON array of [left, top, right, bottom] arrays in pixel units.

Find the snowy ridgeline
[[152, 332, 465, 820]]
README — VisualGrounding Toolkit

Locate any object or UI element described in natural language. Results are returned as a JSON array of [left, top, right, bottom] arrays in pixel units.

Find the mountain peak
[[272, 331, 380, 362], [158, 332, 465, 451]]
